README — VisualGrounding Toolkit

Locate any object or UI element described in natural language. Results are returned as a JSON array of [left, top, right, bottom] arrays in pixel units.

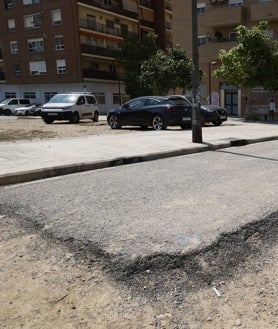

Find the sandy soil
[[0, 116, 130, 141], [0, 117, 278, 328]]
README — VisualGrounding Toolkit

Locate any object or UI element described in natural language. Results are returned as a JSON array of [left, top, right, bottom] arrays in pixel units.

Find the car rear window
[[168, 98, 189, 106]]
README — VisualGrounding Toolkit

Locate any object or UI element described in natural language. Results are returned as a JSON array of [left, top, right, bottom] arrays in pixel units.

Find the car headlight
[[62, 106, 72, 110]]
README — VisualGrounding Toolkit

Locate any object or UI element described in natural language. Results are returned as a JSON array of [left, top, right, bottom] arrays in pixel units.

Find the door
[[225, 91, 238, 116]]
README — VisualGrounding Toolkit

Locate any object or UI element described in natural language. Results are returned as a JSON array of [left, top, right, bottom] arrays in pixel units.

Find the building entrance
[[225, 90, 238, 116]]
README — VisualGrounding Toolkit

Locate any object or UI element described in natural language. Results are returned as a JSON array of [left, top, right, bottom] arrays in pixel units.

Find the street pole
[[191, 0, 202, 143], [208, 61, 217, 104]]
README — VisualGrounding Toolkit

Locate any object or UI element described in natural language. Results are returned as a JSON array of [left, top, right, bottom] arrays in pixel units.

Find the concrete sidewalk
[[1, 118, 278, 186]]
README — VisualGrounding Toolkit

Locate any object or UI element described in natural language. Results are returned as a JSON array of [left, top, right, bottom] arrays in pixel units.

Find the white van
[[0, 98, 31, 116], [41, 92, 99, 124]]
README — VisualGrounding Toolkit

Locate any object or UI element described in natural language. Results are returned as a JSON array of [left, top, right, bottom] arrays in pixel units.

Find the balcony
[[206, 5, 244, 28], [198, 39, 238, 63], [80, 18, 121, 36], [78, 0, 138, 20], [251, 1, 278, 22], [79, 18, 138, 38], [83, 69, 123, 81], [81, 44, 119, 58], [140, 19, 154, 29]]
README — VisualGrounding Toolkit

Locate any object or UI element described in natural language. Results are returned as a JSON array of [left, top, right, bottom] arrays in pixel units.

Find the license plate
[[220, 116, 226, 119], [48, 113, 57, 116], [182, 117, 191, 121]]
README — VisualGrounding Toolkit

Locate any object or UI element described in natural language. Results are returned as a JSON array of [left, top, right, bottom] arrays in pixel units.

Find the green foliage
[[140, 46, 193, 95], [116, 32, 158, 98], [214, 21, 278, 90]]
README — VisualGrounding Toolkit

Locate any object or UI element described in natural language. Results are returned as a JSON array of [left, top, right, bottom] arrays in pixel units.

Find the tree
[[140, 46, 193, 95], [214, 21, 278, 90], [116, 32, 158, 98], [140, 46, 192, 95]]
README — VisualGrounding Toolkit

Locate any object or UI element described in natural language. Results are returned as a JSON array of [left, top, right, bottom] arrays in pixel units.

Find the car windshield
[[0, 98, 12, 104], [48, 94, 78, 104]]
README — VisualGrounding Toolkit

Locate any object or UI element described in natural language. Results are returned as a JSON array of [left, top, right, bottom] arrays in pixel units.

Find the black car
[[107, 96, 192, 131], [183, 96, 227, 126]]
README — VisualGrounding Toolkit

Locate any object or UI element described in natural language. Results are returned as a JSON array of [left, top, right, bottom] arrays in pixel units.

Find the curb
[[1, 136, 277, 186]]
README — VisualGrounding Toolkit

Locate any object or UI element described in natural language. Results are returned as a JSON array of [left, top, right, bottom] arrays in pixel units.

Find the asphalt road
[[0, 140, 277, 275]]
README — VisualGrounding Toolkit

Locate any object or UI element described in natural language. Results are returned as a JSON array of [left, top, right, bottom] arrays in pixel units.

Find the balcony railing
[[206, 5, 244, 28], [83, 69, 123, 81], [81, 44, 119, 58], [140, 19, 154, 29], [79, 18, 138, 38], [78, 0, 138, 19], [251, 1, 278, 22], [80, 18, 122, 36]]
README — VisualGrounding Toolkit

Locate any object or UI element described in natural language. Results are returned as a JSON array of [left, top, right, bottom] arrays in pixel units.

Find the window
[[13, 63, 21, 76], [197, 3, 206, 14], [198, 36, 206, 46], [28, 38, 44, 52], [94, 92, 105, 104], [51, 9, 62, 25], [56, 59, 66, 74], [104, 0, 112, 5], [106, 20, 114, 29], [23, 0, 40, 4], [23, 92, 36, 99], [44, 92, 57, 102], [24, 13, 42, 29], [29, 61, 47, 75], [4, 0, 13, 9], [8, 18, 16, 32], [229, 0, 243, 7], [54, 35, 64, 50], [86, 95, 97, 105], [229, 32, 237, 41], [5, 92, 16, 98], [10, 41, 18, 54]]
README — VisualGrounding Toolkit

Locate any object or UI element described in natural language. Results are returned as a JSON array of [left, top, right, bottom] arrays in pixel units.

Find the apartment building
[[0, 0, 172, 113], [172, 0, 278, 117]]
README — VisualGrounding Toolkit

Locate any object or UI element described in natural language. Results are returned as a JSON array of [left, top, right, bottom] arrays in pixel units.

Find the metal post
[[208, 61, 217, 104], [191, 0, 202, 143]]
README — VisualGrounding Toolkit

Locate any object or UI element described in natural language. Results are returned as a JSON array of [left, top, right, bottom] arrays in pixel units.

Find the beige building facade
[[172, 0, 278, 117]]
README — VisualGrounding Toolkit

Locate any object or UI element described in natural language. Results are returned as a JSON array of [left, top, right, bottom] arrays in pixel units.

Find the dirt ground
[[0, 117, 278, 329]]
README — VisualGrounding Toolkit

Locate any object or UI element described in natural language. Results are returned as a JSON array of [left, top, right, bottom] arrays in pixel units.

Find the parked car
[[28, 104, 42, 116], [14, 104, 41, 116], [183, 96, 227, 126], [0, 98, 31, 116], [40, 92, 99, 124], [107, 95, 192, 131]]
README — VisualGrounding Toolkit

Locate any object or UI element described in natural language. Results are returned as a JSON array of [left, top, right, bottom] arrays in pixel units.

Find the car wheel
[[25, 111, 30, 116], [213, 120, 222, 126], [152, 115, 166, 131], [92, 111, 99, 122], [109, 115, 121, 129], [70, 112, 80, 124], [4, 109, 11, 116], [42, 117, 54, 124]]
